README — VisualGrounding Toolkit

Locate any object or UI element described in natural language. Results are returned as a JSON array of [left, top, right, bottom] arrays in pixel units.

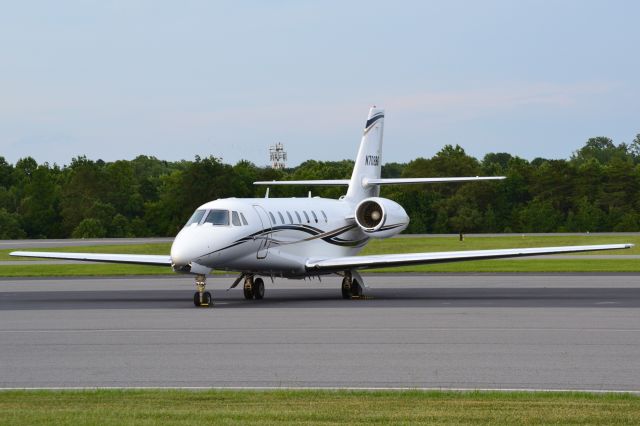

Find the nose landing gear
[[193, 274, 212, 307]]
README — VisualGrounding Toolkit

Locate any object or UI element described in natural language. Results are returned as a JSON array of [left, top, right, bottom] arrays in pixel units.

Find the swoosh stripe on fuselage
[[201, 223, 368, 258]]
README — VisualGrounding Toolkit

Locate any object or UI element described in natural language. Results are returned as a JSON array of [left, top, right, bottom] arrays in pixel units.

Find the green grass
[[1, 235, 638, 277], [362, 235, 640, 256], [0, 389, 639, 425], [0, 264, 174, 277]]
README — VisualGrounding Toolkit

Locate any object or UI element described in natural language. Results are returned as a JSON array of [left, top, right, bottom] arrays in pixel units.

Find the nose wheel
[[193, 274, 212, 307], [243, 276, 265, 300]]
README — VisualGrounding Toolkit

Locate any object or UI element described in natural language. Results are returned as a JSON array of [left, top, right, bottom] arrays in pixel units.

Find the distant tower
[[269, 142, 287, 169]]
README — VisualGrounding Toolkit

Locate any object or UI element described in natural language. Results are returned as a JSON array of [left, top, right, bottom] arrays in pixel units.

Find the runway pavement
[[1, 274, 639, 391]]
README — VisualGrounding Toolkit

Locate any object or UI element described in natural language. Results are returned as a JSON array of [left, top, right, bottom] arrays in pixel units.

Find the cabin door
[[252, 205, 272, 259]]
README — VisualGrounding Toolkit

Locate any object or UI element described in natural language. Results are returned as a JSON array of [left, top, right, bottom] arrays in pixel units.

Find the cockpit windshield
[[203, 209, 230, 226], [185, 209, 206, 226]]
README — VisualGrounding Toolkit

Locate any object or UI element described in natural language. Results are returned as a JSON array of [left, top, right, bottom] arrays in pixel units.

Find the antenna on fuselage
[[308, 190, 312, 198], [265, 187, 270, 198]]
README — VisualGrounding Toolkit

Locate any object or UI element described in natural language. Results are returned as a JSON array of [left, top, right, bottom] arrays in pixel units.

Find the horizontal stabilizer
[[254, 176, 504, 186], [306, 243, 633, 271], [363, 176, 505, 185], [254, 180, 350, 186], [10, 251, 172, 266]]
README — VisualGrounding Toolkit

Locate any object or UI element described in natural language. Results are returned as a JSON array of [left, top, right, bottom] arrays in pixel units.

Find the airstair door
[[253, 205, 272, 259]]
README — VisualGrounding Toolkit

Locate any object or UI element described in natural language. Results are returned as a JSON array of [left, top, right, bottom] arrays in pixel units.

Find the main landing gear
[[243, 276, 265, 300], [341, 271, 363, 299], [193, 274, 212, 307]]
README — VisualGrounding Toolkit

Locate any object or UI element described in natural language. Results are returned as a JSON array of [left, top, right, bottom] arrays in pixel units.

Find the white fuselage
[[170, 197, 367, 277]]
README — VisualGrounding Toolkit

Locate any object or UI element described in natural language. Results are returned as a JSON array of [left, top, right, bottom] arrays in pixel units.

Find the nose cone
[[171, 226, 209, 267]]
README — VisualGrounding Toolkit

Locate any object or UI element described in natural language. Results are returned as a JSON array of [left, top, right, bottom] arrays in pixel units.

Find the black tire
[[351, 279, 363, 297], [203, 291, 212, 306], [253, 278, 265, 300], [193, 292, 201, 307], [243, 282, 254, 300], [341, 277, 352, 299]]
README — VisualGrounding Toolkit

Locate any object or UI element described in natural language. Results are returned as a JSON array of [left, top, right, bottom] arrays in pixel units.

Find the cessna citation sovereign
[[11, 107, 633, 307]]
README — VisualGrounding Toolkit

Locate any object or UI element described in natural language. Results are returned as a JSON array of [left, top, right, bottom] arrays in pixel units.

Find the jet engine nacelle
[[354, 197, 409, 239]]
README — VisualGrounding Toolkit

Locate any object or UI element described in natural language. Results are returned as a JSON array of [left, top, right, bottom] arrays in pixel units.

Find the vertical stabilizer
[[345, 106, 384, 202]]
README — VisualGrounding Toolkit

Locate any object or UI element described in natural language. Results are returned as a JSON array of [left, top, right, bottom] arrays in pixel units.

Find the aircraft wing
[[305, 244, 633, 271], [10, 251, 172, 266]]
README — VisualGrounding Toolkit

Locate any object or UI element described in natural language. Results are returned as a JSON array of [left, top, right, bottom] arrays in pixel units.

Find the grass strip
[[0, 389, 639, 425], [0, 264, 174, 277]]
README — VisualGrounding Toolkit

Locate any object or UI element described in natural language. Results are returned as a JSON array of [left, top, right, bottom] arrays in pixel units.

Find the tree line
[[1, 134, 639, 239]]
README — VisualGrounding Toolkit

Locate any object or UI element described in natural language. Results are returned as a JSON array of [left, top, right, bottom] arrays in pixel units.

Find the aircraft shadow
[[1, 287, 640, 310]]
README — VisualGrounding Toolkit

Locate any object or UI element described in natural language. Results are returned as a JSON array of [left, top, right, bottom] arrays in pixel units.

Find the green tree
[[517, 199, 563, 232], [104, 160, 143, 218], [19, 164, 62, 238], [566, 197, 604, 232], [0, 156, 14, 188], [110, 214, 131, 237], [482, 152, 513, 174], [72, 218, 106, 238], [572, 137, 631, 165], [60, 156, 107, 235], [0, 208, 26, 238], [614, 212, 639, 231], [381, 162, 405, 178]]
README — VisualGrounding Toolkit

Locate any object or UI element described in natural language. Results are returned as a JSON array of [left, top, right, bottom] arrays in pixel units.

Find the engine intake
[[357, 200, 384, 229], [354, 197, 409, 238]]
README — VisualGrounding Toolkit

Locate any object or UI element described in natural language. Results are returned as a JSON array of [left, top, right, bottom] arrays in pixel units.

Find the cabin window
[[204, 209, 229, 226], [311, 211, 318, 223], [185, 209, 206, 226], [278, 211, 285, 224], [321, 210, 328, 223], [295, 211, 302, 223], [286, 211, 293, 224], [303, 211, 310, 223], [269, 212, 276, 225], [240, 212, 248, 226], [231, 211, 241, 226]]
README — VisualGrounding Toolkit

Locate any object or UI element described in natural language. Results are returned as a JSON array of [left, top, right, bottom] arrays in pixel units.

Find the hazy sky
[[1, 1, 638, 167]]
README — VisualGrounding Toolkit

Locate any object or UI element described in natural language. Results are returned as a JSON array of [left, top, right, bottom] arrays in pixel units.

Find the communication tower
[[269, 142, 287, 169]]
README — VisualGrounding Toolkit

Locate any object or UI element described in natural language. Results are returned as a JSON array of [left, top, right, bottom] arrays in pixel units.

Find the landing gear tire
[[243, 279, 254, 300], [252, 278, 265, 300], [341, 277, 352, 299], [193, 291, 212, 307], [193, 274, 211, 307], [342, 274, 363, 299], [351, 279, 363, 297]]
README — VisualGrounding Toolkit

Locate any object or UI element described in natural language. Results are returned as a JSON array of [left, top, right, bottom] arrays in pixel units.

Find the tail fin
[[345, 106, 384, 202], [253, 106, 505, 192]]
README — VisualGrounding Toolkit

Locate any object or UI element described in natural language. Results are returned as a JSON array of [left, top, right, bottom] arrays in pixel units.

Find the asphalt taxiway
[[1, 274, 639, 391]]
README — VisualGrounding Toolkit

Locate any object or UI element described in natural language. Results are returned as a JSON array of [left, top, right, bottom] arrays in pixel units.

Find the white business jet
[[11, 107, 633, 307]]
